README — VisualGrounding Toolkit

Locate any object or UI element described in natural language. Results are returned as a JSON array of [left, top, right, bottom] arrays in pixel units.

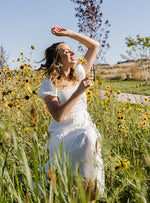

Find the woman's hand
[[51, 25, 70, 37], [76, 78, 93, 95]]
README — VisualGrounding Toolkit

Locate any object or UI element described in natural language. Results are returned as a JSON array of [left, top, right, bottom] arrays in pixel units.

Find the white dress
[[39, 64, 105, 195]]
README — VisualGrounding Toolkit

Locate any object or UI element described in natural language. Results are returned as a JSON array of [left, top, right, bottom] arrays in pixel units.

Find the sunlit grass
[[101, 79, 150, 96]]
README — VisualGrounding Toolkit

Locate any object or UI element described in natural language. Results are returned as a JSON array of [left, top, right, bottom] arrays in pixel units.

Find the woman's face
[[58, 43, 76, 68]]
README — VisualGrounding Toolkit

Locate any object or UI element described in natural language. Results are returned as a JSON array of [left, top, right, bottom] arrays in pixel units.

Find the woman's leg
[[72, 176, 99, 202], [83, 178, 98, 201]]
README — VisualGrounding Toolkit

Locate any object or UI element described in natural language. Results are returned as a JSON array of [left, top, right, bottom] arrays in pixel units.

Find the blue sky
[[1, 0, 150, 67]]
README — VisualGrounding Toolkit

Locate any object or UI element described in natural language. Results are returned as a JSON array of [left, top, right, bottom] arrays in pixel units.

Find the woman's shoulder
[[41, 77, 55, 87], [39, 77, 58, 99]]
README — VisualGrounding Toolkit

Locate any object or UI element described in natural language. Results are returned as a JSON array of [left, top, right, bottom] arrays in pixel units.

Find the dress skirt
[[44, 110, 105, 196]]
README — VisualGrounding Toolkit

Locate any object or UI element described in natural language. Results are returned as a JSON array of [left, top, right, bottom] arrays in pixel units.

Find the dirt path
[[100, 90, 150, 105]]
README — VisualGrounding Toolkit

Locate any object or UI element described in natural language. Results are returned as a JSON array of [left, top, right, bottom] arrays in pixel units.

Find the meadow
[[0, 48, 150, 202], [101, 80, 150, 96]]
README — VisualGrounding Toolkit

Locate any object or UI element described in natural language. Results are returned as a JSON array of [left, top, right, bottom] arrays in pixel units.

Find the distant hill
[[94, 59, 150, 81]]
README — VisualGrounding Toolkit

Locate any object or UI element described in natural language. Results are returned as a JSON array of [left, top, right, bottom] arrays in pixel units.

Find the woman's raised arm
[[51, 25, 99, 74]]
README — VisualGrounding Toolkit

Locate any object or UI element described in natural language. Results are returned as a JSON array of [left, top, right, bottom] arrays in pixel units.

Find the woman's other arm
[[44, 78, 92, 122]]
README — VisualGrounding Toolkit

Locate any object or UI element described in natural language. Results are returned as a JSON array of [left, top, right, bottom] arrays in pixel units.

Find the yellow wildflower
[[6, 68, 10, 72], [110, 89, 113, 94], [104, 98, 111, 104], [116, 159, 130, 170], [105, 85, 110, 90], [143, 116, 148, 121], [28, 68, 32, 72], [16, 105, 23, 110], [25, 78, 29, 83], [20, 65, 24, 70], [31, 45, 35, 50], [86, 90, 92, 100], [5, 102, 13, 108], [43, 75, 47, 79], [24, 63, 28, 67], [118, 115, 125, 120], [121, 126, 126, 132], [136, 85, 139, 88], [37, 70, 42, 75], [7, 77, 11, 82], [144, 97, 148, 102], [104, 91, 110, 97], [99, 81, 103, 86], [3, 67, 7, 72], [17, 58, 21, 61], [3, 67, 9, 72], [78, 57, 87, 64], [117, 110, 122, 114], [126, 106, 132, 110], [78, 57, 83, 64], [24, 95, 30, 100], [24, 128, 30, 133], [93, 80, 98, 85], [137, 108, 143, 113], [141, 121, 146, 126], [23, 83, 29, 88], [116, 90, 121, 95], [36, 76, 41, 80], [17, 70, 21, 75]]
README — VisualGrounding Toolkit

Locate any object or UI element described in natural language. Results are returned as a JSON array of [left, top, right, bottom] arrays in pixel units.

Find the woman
[[39, 25, 105, 201]]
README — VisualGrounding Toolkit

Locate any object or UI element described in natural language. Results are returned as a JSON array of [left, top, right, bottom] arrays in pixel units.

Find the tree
[[121, 35, 150, 85], [70, 0, 111, 64], [0, 45, 9, 71]]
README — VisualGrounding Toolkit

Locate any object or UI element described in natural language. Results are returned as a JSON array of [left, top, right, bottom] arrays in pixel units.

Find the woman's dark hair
[[39, 42, 78, 88], [40, 42, 62, 73]]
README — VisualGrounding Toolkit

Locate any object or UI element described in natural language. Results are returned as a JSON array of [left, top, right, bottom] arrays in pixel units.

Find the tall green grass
[[0, 50, 150, 202]]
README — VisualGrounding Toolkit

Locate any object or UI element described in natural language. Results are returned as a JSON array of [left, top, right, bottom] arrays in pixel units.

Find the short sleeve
[[39, 77, 58, 99], [75, 64, 85, 82]]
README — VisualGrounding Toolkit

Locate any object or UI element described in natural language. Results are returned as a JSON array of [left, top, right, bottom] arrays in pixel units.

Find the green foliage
[[121, 34, 150, 85], [122, 34, 150, 60], [126, 35, 150, 48]]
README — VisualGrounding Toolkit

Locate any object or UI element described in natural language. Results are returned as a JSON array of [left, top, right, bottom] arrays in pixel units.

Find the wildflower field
[[0, 48, 150, 202]]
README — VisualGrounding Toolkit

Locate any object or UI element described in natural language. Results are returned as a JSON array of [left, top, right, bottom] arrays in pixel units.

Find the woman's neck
[[62, 67, 71, 80]]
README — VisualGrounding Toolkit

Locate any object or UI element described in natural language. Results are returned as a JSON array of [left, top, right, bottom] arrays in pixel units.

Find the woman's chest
[[58, 85, 78, 104], [59, 80, 78, 89]]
